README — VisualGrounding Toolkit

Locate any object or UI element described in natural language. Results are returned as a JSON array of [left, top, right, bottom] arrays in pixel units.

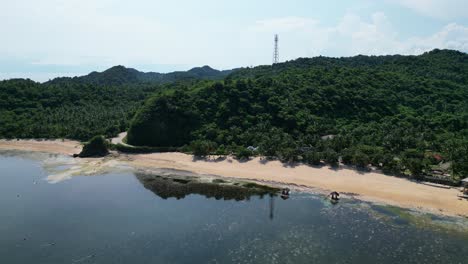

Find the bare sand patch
[[0, 139, 80, 156]]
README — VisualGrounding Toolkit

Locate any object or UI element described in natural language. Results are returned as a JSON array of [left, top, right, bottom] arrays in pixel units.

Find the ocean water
[[1, 153, 467, 264]]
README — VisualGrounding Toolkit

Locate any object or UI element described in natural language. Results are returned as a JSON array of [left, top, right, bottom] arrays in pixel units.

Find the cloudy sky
[[1, 0, 468, 81]]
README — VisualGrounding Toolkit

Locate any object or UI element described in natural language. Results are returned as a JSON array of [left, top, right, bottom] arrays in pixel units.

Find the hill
[[127, 49, 468, 180], [0, 65, 229, 140], [46, 65, 234, 86]]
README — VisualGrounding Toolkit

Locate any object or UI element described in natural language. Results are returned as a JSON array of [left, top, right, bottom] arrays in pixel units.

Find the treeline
[[0, 64, 224, 141], [46, 65, 233, 86], [0, 79, 160, 140], [127, 49, 468, 180]]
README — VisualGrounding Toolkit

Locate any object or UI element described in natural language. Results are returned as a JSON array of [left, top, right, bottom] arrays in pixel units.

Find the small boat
[[280, 188, 290, 200]]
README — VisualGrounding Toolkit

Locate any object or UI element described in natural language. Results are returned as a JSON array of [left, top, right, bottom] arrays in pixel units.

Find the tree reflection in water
[[135, 173, 279, 201]]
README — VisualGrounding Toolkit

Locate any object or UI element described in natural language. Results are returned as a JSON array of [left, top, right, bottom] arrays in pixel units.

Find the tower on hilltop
[[273, 34, 279, 64]]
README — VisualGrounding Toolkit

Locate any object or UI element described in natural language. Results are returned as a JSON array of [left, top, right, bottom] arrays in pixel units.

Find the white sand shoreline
[[1, 139, 467, 218]]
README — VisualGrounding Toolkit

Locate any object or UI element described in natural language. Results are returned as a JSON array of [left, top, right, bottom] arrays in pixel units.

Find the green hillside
[[0, 65, 225, 140], [127, 49, 468, 179], [46, 65, 234, 86], [0, 79, 157, 140]]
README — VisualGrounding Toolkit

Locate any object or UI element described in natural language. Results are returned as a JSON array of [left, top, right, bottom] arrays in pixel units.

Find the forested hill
[[46, 65, 234, 86], [127, 49, 468, 180], [0, 65, 222, 140], [229, 49, 467, 82], [0, 78, 155, 140]]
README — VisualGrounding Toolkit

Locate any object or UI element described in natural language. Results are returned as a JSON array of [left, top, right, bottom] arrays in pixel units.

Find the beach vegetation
[[78, 135, 110, 157], [234, 147, 254, 160], [190, 140, 217, 157]]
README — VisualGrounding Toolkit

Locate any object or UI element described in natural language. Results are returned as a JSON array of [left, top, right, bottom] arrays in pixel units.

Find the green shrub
[[324, 149, 339, 166], [353, 151, 370, 168], [381, 155, 402, 174], [278, 148, 301, 163], [78, 135, 109, 157], [214, 144, 228, 155], [341, 148, 354, 165], [190, 140, 217, 157], [234, 147, 253, 160], [303, 151, 322, 165]]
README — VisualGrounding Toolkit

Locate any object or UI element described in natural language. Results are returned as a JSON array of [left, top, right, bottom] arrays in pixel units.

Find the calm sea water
[[1, 153, 467, 264]]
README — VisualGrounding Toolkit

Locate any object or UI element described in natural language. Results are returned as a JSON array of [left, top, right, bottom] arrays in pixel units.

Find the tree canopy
[[78, 135, 110, 157], [1, 50, 467, 181], [127, 49, 468, 180], [0, 66, 225, 141]]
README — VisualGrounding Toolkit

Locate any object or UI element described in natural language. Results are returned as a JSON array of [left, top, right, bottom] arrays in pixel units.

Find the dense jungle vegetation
[[127, 49, 468, 180], [46, 65, 232, 86], [0, 66, 225, 140], [1, 49, 467, 180]]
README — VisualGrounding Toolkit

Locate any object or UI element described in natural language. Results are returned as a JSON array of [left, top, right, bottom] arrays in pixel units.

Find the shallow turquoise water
[[1, 153, 467, 264]]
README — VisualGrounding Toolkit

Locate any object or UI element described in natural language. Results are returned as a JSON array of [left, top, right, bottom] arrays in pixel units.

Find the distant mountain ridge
[[46, 65, 235, 86]]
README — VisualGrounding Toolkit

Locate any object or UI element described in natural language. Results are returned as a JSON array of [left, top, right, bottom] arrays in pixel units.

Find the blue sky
[[1, 0, 468, 81]]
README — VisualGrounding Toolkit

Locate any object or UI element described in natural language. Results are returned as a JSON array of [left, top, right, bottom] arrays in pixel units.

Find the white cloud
[[0, 1, 467, 81], [0, 0, 252, 73], [251, 17, 319, 32], [250, 13, 468, 60], [330, 12, 400, 55], [247, 17, 328, 60], [390, 0, 468, 19], [0, 0, 169, 66], [404, 23, 468, 54]]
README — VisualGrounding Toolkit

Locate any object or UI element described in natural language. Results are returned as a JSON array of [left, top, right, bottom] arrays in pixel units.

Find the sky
[[1, 0, 468, 82]]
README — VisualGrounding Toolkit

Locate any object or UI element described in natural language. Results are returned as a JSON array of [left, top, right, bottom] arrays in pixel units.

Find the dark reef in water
[[135, 173, 279, 200]]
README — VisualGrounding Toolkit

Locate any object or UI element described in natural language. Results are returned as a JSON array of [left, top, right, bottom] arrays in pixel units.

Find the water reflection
[[135, 173, 279, 201]]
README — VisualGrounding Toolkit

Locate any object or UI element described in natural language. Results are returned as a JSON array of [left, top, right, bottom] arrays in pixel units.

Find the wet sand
[[1, 139, 467, 217]]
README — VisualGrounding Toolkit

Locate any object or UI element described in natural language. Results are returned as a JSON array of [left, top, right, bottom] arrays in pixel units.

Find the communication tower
[[273, 34, 279, 64]]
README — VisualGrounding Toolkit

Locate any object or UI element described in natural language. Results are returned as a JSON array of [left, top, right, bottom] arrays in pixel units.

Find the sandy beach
[[1, 139, 467, 217], [0, 139, 81, 155]]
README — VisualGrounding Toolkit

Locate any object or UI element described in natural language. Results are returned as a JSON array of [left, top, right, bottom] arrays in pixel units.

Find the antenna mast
[[273, 34, 279, 64]]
